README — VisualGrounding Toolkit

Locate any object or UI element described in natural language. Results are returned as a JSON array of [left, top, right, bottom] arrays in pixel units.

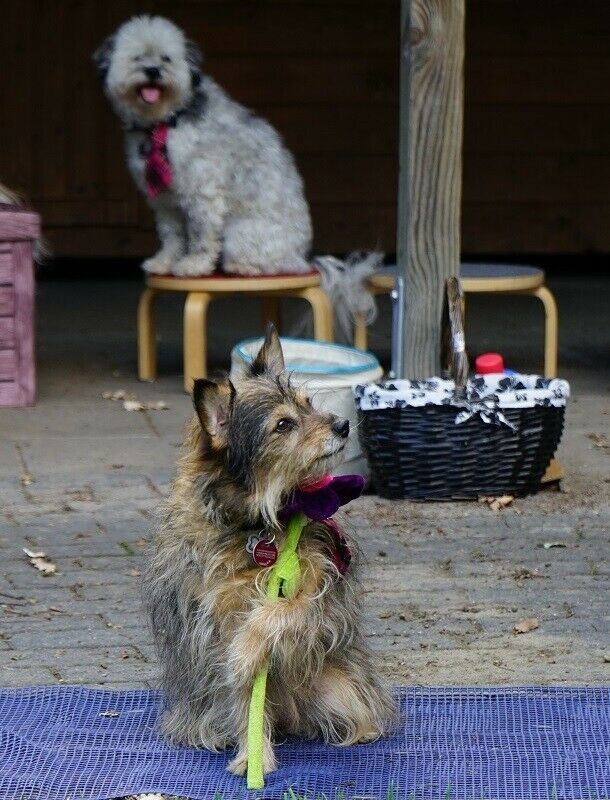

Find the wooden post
[[396, 0, 465, 379]]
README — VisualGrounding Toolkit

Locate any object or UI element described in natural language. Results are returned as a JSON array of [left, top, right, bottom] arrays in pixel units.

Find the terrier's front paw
[[227, 749, 248, 777], [357, 729, 382, 744], [171, 254, 215, 277], [142, 253, 175, 275], [227, 744, 277, 777]]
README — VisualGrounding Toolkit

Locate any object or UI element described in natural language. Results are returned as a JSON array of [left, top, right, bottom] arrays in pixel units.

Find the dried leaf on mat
[[23, 548, 57, 576], [588, 433, 609, 449], [513, 617, 539, 634], [20, 471, 34, 486], [543, 541, 567, 549]]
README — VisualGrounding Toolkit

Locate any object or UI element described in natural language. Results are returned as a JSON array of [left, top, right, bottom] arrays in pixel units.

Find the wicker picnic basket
[[355, 278, 569, 500]]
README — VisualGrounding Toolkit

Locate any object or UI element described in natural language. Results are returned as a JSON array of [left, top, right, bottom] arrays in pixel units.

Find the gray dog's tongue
[[140, 86, 161, 104]]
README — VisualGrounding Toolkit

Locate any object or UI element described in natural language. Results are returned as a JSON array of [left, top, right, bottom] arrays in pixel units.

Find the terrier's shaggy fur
[[94, 16, 312, 277], [142, 326, 395, 778]]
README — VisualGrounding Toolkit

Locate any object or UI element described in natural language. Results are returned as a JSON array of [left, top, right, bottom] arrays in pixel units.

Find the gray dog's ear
[[185, 39, 203, 89], [93, 34, 116, 82]]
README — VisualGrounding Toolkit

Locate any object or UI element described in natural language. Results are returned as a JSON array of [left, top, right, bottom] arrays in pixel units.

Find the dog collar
[[246, 474, 364, 572], [126, 88, 208, 133], [128, 114, 179, 133]]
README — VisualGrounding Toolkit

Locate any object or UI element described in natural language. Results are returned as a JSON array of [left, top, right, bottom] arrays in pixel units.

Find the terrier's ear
[[185, 39, 203, 89], [193, 378, 235, 447], [93, 34, 116, 82], [251, 323, 285, 377]]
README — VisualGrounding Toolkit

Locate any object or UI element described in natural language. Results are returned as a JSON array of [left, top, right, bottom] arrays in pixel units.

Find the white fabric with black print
[[354, 375, 570, 431]]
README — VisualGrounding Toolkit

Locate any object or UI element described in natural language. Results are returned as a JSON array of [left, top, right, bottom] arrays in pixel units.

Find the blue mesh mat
[[0, 686, 608, 800]]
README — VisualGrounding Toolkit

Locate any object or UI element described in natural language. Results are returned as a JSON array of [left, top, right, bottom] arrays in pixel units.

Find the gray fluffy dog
[[94, 15, 312, 276]]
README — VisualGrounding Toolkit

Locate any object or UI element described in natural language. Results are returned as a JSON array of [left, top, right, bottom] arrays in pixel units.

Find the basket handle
[[440, 276, 469, 398]]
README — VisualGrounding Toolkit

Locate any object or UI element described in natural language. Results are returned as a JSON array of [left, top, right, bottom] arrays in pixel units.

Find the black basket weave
[[356, 278, 568, 500]]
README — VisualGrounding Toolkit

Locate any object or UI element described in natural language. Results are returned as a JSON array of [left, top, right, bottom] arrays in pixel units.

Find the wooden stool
[[354, 263, 559, 379], [138, 272, 333, 392]]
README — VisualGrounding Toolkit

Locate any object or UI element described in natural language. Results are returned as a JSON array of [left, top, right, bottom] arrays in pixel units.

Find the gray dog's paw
[[171, 254, 215, 277], [142, 254, 174, 275]]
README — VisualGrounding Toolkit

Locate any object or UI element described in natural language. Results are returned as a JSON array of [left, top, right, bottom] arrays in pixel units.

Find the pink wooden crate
[[0, 205, 39, 407]]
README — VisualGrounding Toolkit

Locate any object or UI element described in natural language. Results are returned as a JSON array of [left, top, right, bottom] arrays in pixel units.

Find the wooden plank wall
[[0, 0, 607, 258]]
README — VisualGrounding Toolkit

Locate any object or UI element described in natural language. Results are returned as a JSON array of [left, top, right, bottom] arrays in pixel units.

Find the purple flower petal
[[300, 487, 340, 521], [279, 474, 364, 522], [330, 475, 365, 506]]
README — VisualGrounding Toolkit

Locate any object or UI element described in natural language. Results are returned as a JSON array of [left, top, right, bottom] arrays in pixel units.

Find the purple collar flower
[[279, 474, 365, 522]]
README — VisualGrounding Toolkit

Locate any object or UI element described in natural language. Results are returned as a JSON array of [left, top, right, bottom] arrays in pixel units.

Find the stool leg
[[532, 285, 558, 378], [353, 312, 368, 350], [261, 296, 281, 333], [301, 286, 333, 342], [183, 292, 211, 392], [137, 287, 158, 381]]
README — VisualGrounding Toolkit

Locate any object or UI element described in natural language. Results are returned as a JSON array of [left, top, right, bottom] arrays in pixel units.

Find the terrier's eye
[[275, 418, 296, 433], [161, 55, 172, 63]]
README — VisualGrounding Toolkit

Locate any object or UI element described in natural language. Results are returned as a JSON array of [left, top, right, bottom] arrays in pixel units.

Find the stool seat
[[138, 269, 333, 391], [354, 262, 558, 379], [368, 263, 545, 293], [146, 271, 321, 293]]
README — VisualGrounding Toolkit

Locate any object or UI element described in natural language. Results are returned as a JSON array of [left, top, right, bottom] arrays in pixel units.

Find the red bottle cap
[[475, 353, 505, 375]]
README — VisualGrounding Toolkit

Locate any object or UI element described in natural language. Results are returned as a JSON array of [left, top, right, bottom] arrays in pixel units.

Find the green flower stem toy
[[245, 473, 364, 789], [246, 510, 307, 790]]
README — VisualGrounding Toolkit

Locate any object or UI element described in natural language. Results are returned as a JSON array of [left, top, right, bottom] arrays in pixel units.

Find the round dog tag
[[252, 539, 278, 567]]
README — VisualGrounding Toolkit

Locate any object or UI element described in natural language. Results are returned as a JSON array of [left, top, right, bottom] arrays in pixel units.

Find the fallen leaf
[[378, 611, 392, 619], [127, 568, 142, 577], [20, 471, 34, 486], [490, 495, 514, 511], [121, 398, 169, 412], [98, 710, 120, 718], [102, 389, 129, 401], [513, 567, 547, 581], [123, 399, 145, 412], [513, 617, 539, 635], [118, 541, 136, 556], [543, 541, 567, 549], [23, 548, 57, 576], [588, 433, 609, 449]]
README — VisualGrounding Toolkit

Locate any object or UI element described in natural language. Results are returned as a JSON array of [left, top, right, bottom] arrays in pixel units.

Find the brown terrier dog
[[143, 325, 395, 777]]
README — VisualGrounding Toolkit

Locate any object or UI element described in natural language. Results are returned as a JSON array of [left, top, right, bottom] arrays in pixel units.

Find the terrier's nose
[[144, 66, 161, 82], [331, 418, 350, 439]]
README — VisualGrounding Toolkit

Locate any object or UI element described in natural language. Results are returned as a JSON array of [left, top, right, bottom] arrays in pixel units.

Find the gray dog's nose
[[144, 66, 161, 82], [331, 418, 350, 439]]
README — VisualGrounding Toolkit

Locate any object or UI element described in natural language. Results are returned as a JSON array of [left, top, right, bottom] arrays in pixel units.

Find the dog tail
[[313, 251, 384, 344]]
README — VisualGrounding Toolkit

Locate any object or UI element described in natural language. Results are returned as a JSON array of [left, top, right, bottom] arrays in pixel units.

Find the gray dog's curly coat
[[95, 16, 312, 277], [142, 326, 395, 778]]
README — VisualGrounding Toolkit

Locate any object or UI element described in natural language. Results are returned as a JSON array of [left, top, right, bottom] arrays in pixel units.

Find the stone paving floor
[[1, 276, 608, 690]]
